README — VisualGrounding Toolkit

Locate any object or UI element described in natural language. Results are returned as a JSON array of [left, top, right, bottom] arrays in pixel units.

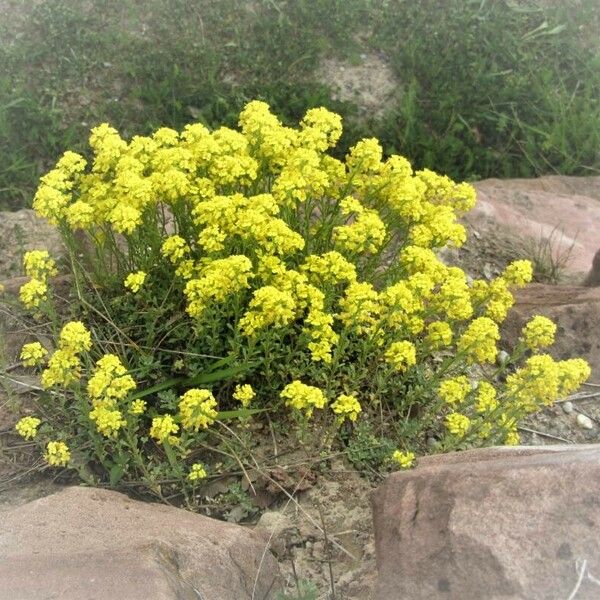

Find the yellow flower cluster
[[150, 414, 179, 441], [178, 389, 218, 431], [59, 321, 92, 354], [15, 416, 41, 440], [25, 99, 593, 478], [41, 321, 93, 388], [20, 342, 48, 367], [89, 404, 126, 438], [392, 450, 415, 469], [438, 376, 471, 405], [19, 277, 48, 310], [457, 317, 499, 364], [45, 441, 70, 467], [184, 256, 252, 318], [86, 354, 136, 437], [188, 463, 208, 482], [23, 250, 58, 280], [19, 250, 59, 310], [239, 285, 296, 336], [124, 271, 147, 293], [385, 341, 417, 372], [506, 354, 590, 411], [129, 399, 147, 415], [280, 381, 326, 417], [445, 413, 471, 438], [521, 315, 556, 350], [87, 354, 137, 404], [331, 393, 362, 422], [233, 384, 255, 408]]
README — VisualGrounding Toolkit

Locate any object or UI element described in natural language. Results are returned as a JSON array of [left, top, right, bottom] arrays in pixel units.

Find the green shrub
[[10, 102, 590, 505]]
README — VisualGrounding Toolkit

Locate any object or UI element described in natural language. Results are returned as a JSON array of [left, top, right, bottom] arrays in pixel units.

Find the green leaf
[[130, 361, 254, 400], [217, 407, 268, 420], [109, 463, 125, 486]]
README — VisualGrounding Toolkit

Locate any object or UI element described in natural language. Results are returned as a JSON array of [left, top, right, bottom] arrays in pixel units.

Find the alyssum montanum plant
[[14, 101, 590, 502]]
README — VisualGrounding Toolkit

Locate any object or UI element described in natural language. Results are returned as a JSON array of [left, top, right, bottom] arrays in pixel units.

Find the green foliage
[[346, 421, 396, 473], [1, 0, 598, 209], [371, 0, 600, 180]]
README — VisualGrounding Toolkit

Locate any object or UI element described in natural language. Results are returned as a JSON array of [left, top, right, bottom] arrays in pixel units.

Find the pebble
[[562, 401, 574, 415], [576, 413, 594, 430], [497, 350, 510, 365]]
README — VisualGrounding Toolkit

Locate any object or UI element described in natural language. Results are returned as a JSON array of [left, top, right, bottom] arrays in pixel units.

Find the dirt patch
[[255, 459, 377, 599], [318, 52, 399, 117]]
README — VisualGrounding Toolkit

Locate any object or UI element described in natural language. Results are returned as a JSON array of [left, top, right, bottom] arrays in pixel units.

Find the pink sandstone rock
[[0, 486, 281, 599], [470, 176, 600, 276], [372, 445, 600, 600]]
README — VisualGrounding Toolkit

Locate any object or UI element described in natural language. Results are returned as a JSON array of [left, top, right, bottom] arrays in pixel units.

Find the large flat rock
[[0, 486, 281, 599], [470, 176, 600, 277], [372, 445, 600, 600]]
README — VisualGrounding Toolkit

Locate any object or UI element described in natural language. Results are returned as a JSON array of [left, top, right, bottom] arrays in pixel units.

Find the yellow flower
[[426, 321, 453, 349], [41, 349, 81, 388], [20, 342, 48, 367], [128, 399, 147, 415], [124, 271, 147, 293], [338, 282, 380, 333], [89, 405, 126, 438], [239, 285, 296, 336], [504, 431, 520, 446], [23, 250, 58, 280], [502, 260, 533, 287], [385, 341, 417, 372], [188, 463, 208, 482], [59, 321, 92, 354], [87, 354, 136, 403], [280, 381, 326, 417], [457, 317, 499, 364], [521, 315, 556, 350], [161, 235, 190, 263], [557, 358, 591, 397], [331, 393, 362, 422], [19, 278, 48, 310], [438, 376, 471, 405], [475, 381, 498, 413], [445, 413, 471, 438], [178, 389, 218, 431], [392, 450, 415, 469], [150, 415, 179, 441], [233, 384, 255, 408], [45, 441, 71, 467], [15, 416, 41, 440]]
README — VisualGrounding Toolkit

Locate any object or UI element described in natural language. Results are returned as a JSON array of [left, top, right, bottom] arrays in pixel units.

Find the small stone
[[561, 401, 574, 415], [497, 350, 510, 365], [576, 413, 594, 430]]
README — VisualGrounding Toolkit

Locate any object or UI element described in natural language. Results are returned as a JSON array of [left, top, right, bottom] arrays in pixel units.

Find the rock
[[577, 413, 594, 430], [469, 176, 600, 278], [372, 445, 600, 600], [0, 209, 63, 279], [562, 401, 574, 415], [583, 248, 600, 287], [0, 486, 281, 599], [502, 283, 600, 382]]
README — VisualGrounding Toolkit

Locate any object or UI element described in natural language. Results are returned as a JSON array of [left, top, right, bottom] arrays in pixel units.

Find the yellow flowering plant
[[10, 101, 591, 506]]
